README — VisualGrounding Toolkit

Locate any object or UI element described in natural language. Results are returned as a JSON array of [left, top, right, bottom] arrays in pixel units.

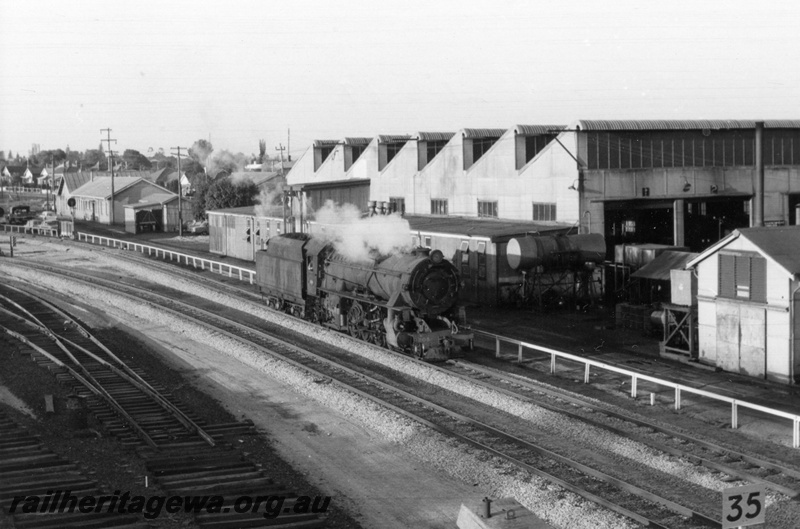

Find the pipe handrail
[[475, 328, 800, 448], [76, 232, 256, 284]]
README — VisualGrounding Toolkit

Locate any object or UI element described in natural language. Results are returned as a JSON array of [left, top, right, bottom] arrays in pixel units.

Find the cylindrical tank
[[507, 234, 606, 271]]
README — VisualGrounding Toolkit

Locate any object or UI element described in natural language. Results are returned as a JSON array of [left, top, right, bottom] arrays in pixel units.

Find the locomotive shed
[[3, 229, 800, 528]]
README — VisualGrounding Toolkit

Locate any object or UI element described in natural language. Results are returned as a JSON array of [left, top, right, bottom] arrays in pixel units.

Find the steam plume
[[312, 200, 412, 262]]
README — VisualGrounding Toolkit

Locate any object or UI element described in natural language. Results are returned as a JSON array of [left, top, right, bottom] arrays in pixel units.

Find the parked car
[[7, 205, 36, 225], [185, 219, 208, 235]]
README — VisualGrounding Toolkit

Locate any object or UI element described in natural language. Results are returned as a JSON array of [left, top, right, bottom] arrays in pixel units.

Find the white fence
[[76, 233, 256, 284], [1, 186, 51, 194], [1, 224, 59, 236], [478, 330, 800, 448]]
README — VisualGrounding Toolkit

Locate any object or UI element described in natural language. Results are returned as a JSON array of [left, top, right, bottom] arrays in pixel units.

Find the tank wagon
[[506, 233, 606, 308], [255, 233, 473, 361]]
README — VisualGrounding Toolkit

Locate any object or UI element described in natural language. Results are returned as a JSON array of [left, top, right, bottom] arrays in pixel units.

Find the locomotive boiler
[[255, 233, 472, 361]]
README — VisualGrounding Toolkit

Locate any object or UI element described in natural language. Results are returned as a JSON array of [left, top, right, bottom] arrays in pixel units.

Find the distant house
[[2, 164, 28, 185], [156, 170, 191, 195]]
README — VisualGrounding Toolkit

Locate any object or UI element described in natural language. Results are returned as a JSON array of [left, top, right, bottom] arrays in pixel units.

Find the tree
[[189, 139, 213, 166], [83, 148, 106, 169], [192, 177, 258, 220], [258, 139, 266, 163], [122, 149, 152, 170]]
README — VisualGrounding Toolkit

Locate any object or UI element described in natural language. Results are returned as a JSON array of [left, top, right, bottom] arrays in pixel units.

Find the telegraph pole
[[48, 153, 54, 212], [275, 144, 286, 176], [100, 129, 117, 224], [171, 147, 188, 237]]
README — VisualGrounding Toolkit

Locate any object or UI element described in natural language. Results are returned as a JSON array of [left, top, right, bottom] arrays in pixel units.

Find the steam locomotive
[[254, 233, 473, 361]]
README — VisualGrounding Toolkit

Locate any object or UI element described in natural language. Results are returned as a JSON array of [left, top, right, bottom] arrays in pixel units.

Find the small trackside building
[[70, 176, 179, 227], [687, 226, 800, 383]]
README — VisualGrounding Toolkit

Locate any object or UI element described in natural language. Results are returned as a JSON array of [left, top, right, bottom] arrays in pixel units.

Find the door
[[716, 302, 766, 378]]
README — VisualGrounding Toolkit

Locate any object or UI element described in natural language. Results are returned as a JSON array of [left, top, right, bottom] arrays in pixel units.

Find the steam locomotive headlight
[[430, 250, 444, 264]]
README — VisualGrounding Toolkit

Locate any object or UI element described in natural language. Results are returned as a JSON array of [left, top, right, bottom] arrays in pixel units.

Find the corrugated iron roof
[[377, 135, 411, 143], [416, 132, 455, 142], [63, 172, 92, 192], [738, 226, 800, 276], [404, 215, 571, 242], [462, 128, 507, 139], [631, 251, 699, 281], [312, 139, 340, 147], [122, 194, 177, 208], [72, 177, 155, 199], [515, 125, 567, 135], [576, 120, 800, 132], [343, 137, 372, 145], [687, 226, 800, 277]]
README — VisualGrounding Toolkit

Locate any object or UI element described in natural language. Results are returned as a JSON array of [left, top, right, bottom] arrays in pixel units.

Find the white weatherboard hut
[[687, 226, 800, 384]]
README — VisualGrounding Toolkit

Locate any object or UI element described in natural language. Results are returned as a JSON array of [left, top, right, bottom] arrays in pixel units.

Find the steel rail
[[47, 249, 800, 492], [2, 284, 216, 447], [448, 359, 800, 487], [5, 262, 723, 528], [0, 320, 159, 449]]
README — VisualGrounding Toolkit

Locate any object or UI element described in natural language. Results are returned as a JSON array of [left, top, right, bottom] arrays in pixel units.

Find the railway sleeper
[[0, 455, 65, 472], [13, 513, 148, 529], [0, 479, 97, 498], [1, 464, 79, 479], [167, 478, 278, 495], [0, 438, 42, 449], [159, 470, 266, 488], [154, 464, 255, 481], [0, 471, 88, 488], [147, 458, 248, 476], [194, 511, 323, 529]]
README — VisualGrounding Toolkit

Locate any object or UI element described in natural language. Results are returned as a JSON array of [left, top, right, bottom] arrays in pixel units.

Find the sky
[[1, 0, 799, 161]]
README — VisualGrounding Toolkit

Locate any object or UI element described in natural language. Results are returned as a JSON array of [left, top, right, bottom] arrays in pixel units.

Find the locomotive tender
[[255, 233, 473, 361]]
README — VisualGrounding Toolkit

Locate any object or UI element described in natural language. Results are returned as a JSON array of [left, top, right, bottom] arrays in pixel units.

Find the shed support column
[[673, 199, 685, 247]]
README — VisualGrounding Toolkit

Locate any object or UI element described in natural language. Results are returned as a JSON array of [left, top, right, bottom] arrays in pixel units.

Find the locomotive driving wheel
[[347, 301, 369, 340]]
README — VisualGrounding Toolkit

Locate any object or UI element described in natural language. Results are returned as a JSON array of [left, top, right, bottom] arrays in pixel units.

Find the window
[[718, 254, 766, 302], [424, 236, 432, 248], [386, 143, 404, 164], [472, 137, 497, 163], [532, 202, 556, 221], [388, 197, 405, 215], [524, 134, 556, 163], [477, 200, 498, 218], [426, 140, 448, 163], [477, 242, 487, 280], [431, 199, 448, 215]]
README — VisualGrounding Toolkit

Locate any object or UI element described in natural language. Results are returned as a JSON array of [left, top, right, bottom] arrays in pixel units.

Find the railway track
[[1, 260, 768, 527], [99, 246, 800, 493], [0, 282, 326, 529]]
